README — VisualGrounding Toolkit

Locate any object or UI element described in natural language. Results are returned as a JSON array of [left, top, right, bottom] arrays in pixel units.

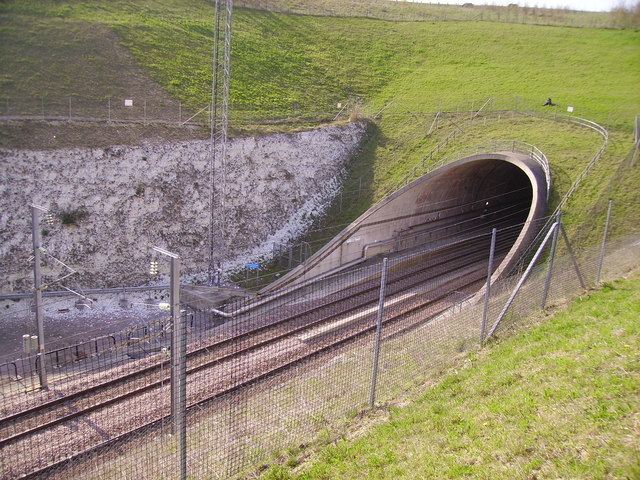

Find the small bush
[[612, 1, 640, 27], [348, 105, 363, 122], [58, 207, 89, 226]]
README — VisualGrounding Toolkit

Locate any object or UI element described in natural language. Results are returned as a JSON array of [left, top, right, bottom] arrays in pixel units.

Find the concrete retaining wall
[[262, 151, 548, 293]]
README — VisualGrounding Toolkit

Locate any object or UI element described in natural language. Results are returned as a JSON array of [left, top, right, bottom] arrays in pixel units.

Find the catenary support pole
[[596, 200, 613, 285], [154, 246, 186, 479], [369, 257, 388, 408], [541, 211, 562, 309], [480, 228, 497, 344], [486, 221, 559, 340], [31, 204, 48, 390]]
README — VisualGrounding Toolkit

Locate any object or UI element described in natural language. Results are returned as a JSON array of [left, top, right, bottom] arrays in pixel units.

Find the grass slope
[[264, 273, 640, 479], [1, 1, 639, 127], [1, 1, 638, 265]]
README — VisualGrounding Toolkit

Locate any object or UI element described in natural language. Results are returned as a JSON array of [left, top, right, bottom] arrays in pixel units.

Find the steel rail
[[2, 218, 516, 390], [16, 255, 494, 480], [0, 229, 512, 438], [0, 232, 517, 445]]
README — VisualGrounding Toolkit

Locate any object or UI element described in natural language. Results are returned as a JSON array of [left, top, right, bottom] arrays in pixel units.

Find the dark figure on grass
[[543, 97, 557, 107]]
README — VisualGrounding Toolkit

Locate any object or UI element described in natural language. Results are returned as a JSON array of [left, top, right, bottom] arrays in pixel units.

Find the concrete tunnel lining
[[261, 151, 549, 294]]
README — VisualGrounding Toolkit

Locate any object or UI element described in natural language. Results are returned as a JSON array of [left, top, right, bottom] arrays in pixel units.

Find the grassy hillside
[[0, 5, 638, 475], [1, 1, 639, 126], [263, 272, 640, 479], [1, 0, 638, 263]]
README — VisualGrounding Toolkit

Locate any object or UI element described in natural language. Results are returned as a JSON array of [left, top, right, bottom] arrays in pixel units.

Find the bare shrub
[[611, 0, 640, 27]]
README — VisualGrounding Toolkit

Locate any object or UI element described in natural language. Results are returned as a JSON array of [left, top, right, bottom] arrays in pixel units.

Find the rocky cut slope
[[0, 121, 367, 291]]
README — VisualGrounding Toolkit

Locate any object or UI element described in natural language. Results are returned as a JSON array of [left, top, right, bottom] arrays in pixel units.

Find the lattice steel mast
[[209, 0, 233, 284]]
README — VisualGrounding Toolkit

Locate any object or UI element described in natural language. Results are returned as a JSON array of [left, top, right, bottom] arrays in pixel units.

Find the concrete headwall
[[262, 151, 548, 293]]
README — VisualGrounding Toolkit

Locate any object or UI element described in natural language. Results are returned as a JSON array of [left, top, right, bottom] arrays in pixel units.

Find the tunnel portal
[[262, 151, 549, 294]]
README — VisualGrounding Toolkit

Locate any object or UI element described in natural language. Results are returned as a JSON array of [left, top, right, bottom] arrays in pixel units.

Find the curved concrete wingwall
[[262, 150, 549, 294]]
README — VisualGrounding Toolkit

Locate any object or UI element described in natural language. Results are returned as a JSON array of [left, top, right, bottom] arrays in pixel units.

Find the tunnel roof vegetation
[[0, 0, 638, 265]]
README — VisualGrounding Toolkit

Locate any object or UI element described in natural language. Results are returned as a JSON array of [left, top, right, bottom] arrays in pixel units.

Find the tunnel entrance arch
[[262, 150, 549, 294]]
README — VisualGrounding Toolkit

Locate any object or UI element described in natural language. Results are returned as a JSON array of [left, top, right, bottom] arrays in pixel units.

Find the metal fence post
[[144, 99, 147, 124], [559, 224, 586, 290], [369, 257, 388, 408], [173, 257, 187, 480], [480, 228, 497, 344], [107, 98, 111, 123], [596, 200, 613, 285], [179, 101, 182, 123], [68, 98, 72, 120], [41, 96, 45, 120], [154, 247, 186, 479], [31, 204, 48, 389], [486, 221, 559, 339], [541, 211, 561, 309]]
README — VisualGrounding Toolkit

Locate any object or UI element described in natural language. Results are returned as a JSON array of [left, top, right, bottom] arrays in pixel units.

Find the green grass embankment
[[2, 1, 639, 126], [263, 272, 640, 480], [1, 0, 638, 263]]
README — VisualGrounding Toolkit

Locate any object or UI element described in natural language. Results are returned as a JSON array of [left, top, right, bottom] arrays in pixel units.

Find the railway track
[[1, 223, 519, 479], [1, 203, 528, 407], [1, 226, 518, 432]]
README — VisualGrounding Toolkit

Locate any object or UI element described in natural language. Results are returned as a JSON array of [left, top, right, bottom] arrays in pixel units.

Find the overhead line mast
[[209, 0, 233, 285]]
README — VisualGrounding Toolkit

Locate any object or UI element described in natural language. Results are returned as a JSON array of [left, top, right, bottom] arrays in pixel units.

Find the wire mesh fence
[[0, 96, 197, 126], [0, 94, 623, 133], [0, 189, 638, 478], [0, 95, 351, 128], [0, 92, 637, 477]]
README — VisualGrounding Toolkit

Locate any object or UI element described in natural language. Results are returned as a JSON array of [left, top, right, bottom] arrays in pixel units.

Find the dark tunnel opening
[[390, 159, 535, 263], [263, 154, 547, 294]]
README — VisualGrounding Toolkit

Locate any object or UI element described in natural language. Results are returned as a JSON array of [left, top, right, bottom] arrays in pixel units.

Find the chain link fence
[[0, 186, 638, 478], [0, 94, 625, 132], [0, 95, 352, 129], [0, 95, 638, 477]]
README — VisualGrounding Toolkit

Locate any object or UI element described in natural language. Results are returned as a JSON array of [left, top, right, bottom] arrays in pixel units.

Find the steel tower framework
[[209, 0, 233, 283]]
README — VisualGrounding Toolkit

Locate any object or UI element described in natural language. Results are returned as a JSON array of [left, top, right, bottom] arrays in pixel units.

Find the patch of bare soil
[[0, 120, 207, 149]]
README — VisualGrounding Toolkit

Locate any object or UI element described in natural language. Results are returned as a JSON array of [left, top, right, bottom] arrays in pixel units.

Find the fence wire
[[0, 204, 640, 479], [0, 174, 639, 479]]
